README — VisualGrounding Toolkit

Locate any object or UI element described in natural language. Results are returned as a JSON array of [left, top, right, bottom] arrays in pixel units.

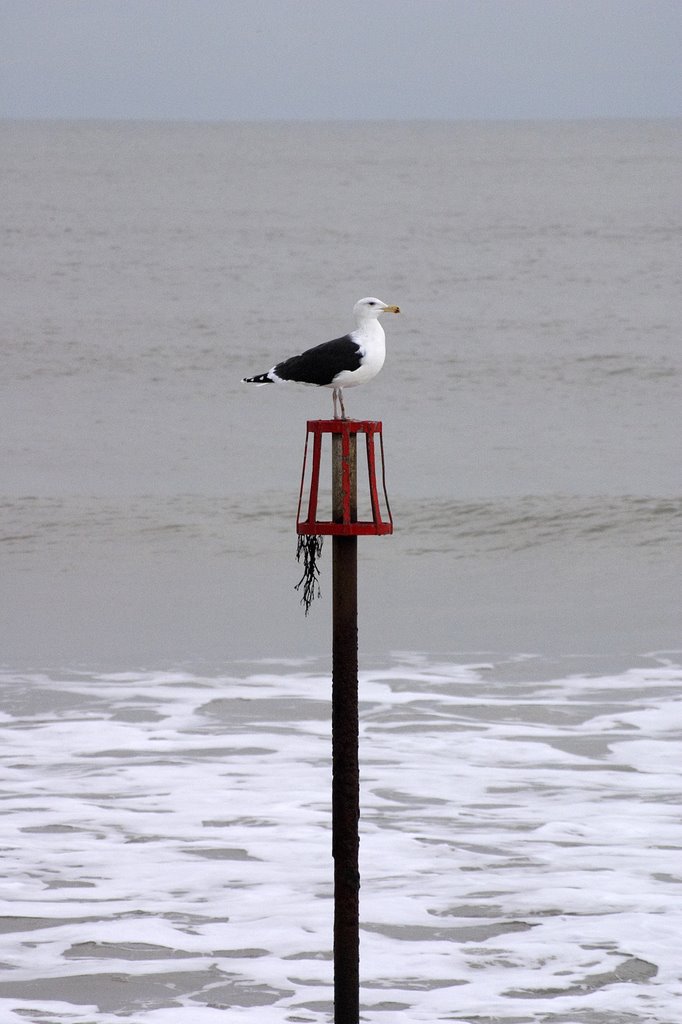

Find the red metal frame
[[297, 420, 393, 536]]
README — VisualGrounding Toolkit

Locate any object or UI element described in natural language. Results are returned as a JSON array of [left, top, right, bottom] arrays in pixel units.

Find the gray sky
[[1, 0, 681, 121]]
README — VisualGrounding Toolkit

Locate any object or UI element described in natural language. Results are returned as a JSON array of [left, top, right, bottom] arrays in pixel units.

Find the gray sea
[[1, 119, 681, 1022]]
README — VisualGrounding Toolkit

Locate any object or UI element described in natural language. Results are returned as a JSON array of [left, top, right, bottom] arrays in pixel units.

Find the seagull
[[241, 296, 400, 418]]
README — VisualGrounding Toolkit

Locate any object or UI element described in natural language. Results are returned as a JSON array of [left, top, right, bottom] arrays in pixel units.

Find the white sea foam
[[0, 655, 681, 1022]]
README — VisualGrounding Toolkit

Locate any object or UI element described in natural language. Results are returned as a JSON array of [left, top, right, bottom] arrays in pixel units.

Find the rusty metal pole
[[331, 427, 359, 1024]]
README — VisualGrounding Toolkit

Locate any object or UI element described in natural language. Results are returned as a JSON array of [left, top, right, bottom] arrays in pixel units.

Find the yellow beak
[[383, 305, 400, 314]]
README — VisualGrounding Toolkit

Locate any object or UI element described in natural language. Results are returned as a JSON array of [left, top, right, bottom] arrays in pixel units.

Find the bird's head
[[353, 297, 400, 322]]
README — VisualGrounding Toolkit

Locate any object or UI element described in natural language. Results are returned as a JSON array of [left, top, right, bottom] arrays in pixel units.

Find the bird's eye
[[368, 301, 376, 306]]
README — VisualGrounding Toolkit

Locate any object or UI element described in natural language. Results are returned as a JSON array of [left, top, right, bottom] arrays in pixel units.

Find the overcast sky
[[1, 0, 681, 121]]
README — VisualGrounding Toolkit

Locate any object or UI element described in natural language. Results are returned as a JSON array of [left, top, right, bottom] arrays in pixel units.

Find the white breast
[[331, 320, 386, 389]]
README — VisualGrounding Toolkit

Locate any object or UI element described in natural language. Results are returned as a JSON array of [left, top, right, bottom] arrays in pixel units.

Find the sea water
[[1, 119, 681, 1020], [1, 657, 681, 1021]]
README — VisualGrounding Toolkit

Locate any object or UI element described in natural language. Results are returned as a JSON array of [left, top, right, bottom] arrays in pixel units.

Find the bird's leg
[[332, 388, 339, 419], [338, 389, 347, 420]]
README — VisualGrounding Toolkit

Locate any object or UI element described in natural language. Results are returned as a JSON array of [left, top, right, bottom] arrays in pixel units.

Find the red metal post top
[[296, 419, 393, 537], [305, 419, 384, 432]]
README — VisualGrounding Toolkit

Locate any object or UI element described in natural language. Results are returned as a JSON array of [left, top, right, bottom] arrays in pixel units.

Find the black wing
[[273, 334, 362, 386]]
